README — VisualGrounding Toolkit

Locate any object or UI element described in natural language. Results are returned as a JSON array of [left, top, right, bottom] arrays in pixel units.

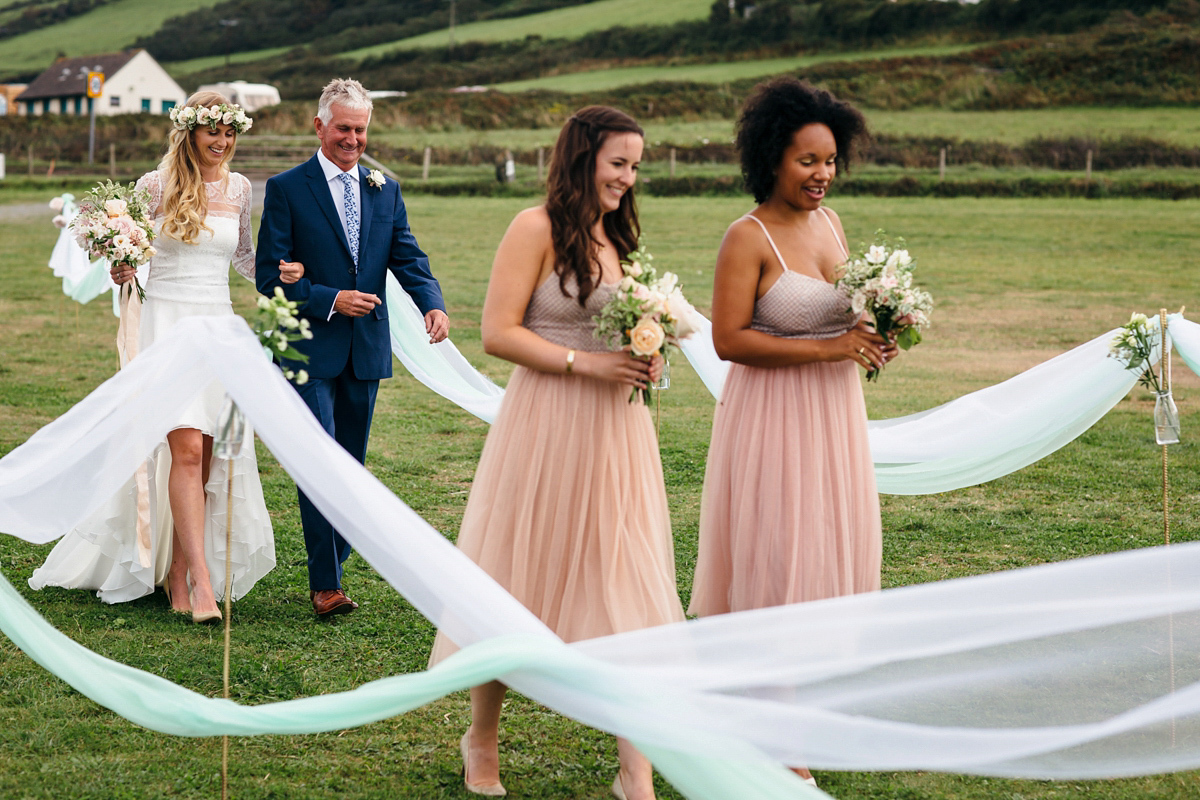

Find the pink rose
[[628, 317, 665, 356]]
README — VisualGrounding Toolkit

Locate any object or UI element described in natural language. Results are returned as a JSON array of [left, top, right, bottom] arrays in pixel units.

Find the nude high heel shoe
[[460, 733, 506, 796], [189, 585, 222, 625]]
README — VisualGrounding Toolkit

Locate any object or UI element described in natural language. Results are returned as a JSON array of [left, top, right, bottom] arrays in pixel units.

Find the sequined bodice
[[523, 271, 616, 352], [137, 171, 255, 305], [752, 272, 857, 340], [744, 212, 857, 340]]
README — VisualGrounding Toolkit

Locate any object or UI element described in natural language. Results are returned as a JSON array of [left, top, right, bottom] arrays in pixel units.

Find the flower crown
[[169, 103, 253, 135]]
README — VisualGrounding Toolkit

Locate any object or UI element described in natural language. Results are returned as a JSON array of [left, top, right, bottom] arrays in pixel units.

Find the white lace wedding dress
[[29, 171, 276, 603]]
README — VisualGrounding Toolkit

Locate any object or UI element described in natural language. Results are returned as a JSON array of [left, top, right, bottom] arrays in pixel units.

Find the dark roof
[[17, 50, 140, 102]]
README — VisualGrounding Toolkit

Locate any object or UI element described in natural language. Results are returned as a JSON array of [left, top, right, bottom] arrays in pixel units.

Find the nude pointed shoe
[[611, 774, 629, 800], [460, 733, 506, 797]]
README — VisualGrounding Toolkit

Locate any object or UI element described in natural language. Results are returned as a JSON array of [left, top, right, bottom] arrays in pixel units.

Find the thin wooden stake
[[422, 147, 431, 182]]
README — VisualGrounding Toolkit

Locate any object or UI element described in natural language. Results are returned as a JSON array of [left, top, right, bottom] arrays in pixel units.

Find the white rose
[[196, 107, 211, 124], [667, 289, 698, 339], [656, 271, 678, 296], [222, 111, 235, 126], [49, 197, 64, 211], [619, 275, 636, 292], [105, 198, 128, 217], [629, 317, 665, 356], [851, 290, 867, 315]]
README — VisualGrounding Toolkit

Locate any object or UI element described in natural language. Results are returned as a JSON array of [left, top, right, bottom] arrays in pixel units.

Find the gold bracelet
[[565, 349, 576, 374]]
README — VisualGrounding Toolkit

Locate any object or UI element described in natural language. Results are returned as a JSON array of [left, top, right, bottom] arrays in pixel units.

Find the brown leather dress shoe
[[310, 589, 359, 617]]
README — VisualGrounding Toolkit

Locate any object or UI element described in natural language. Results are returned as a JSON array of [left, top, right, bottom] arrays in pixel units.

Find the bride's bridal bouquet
[[71, 180, 156, 302], [594, 241, 699, 404], [836, 232, 934, 381]]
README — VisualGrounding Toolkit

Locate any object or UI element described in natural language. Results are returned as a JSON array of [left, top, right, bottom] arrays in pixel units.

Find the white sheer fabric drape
[[3, 315, 1200, 800]]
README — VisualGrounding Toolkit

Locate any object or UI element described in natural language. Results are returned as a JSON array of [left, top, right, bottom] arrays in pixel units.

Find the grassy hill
[[0, 0, 224, 81], [342, 0, 713, 60], [492, 42, 982, 93]]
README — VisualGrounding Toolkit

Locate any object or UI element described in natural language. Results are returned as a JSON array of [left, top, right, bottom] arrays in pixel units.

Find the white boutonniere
[[366, 169, 386, 190]]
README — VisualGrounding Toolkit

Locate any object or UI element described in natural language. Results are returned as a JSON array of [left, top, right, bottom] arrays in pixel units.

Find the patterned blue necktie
[[338, 171, 359, 272]]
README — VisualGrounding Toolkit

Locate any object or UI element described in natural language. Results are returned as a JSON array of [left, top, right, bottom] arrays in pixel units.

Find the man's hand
[[278, 260, 305, 284], [424, 309, 449, 343], [333, 290, 381, 317]]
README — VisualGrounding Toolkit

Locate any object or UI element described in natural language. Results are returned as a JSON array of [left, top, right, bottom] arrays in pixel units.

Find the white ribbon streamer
[[4, 315, 1200, 798]]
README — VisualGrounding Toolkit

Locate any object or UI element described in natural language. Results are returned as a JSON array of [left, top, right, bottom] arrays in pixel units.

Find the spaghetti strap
[[818, 207, 849, 260], [741, 214, 790, 272]]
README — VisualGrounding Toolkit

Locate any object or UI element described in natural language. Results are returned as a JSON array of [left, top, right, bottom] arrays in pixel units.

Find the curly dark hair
[[736, 77, 868, 204], [545, 105, 643, 305]]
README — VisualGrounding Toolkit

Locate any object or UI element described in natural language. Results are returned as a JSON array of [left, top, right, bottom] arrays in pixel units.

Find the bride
[[29, 91, 303, 623]]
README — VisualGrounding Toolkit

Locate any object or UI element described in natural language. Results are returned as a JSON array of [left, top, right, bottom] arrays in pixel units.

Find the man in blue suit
[[256, 78, 448, 617]]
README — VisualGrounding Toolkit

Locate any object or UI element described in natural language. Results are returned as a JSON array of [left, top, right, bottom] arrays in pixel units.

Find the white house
[[195, 80, 280, 112], [16, 50, 186, 117]]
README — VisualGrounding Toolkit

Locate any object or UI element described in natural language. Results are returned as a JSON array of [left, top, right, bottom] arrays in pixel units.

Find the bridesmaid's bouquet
[[71, 180, 156, 302], [836, 231, 934, 381], [253, 287, 312, 385], [594, 241, 699, 404]]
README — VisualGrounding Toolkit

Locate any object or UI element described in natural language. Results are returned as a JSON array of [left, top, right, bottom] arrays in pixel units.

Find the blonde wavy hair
[[158, 90, 239, 243]]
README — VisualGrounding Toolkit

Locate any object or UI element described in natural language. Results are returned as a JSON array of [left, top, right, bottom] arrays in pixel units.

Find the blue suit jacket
[[256, 155, 445, 380]]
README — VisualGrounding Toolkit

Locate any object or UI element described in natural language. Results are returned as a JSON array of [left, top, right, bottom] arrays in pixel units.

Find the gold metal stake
[[1158, 308, 1176, 748], [222, 464, 234, 799]]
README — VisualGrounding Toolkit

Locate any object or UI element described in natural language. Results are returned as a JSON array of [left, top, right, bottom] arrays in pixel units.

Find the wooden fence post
[[422, 146, 431, 182], [27, 144, 33, 176], [669, 147, 676, 178], [537, 146, 544, 184], [938, 147, 946, 182], [109, 143, 116, 178], [1086, 149, 1093, 182]]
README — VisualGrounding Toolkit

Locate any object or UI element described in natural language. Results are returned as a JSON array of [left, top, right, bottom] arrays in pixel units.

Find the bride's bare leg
[[165, 529, 191, 612], [166, 428, 218, 616], [464, 681, 507, 788], [789, 766, 816, 783], [616, 738, 656, 800]]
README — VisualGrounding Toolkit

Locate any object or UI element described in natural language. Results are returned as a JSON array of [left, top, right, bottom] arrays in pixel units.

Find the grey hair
[[316, 78, 373, 125]]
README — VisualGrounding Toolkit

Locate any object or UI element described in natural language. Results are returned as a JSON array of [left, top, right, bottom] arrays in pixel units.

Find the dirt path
[[0, 178, 268, 222]]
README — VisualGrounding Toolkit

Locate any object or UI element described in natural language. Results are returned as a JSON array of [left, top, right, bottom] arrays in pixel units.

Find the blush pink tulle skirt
[[688, 359, 881, 617], [430, 366, 684, 664]]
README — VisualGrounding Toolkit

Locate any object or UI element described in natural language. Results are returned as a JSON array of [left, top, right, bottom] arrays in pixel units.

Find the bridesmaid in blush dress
[[688, 78, 894, 784], [429, 106, 683, 800]]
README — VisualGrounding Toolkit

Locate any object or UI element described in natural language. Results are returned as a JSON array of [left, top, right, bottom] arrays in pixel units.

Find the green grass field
[[0, 0, 224, 79], [491, 43, 981, 93], [342, 0, 713, 61], [367, 107, 1200, 152], [0, 189, 1198, 798]]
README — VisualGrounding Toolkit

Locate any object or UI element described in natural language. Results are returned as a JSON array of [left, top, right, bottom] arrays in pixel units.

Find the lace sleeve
[[231, 173, 255, 280], [135, 171, 162, 219]]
